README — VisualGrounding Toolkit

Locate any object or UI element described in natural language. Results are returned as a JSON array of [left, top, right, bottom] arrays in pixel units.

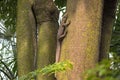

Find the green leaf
[[19, 60, 73, 80]]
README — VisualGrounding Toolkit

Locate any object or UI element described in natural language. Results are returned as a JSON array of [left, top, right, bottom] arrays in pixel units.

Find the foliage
[[54, 0, 66, 13], [84, 55, 120, 80], [0, 30, 17, 80], [0, 0, 17, 40], [0, 59, 17, 80], [19, 60, 73, 80], [0, 0, 17, 80], [110, 1, 120, 55], [54, 0, 66, 9], [0, 33, 17, 80], [0, 0, 17, 31]]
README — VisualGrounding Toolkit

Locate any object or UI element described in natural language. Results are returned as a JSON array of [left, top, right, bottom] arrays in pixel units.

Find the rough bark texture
[[16, 0, 36, 77], [56, 0, 103, 80], [33, 0, 59, 80], [99, 0, 117, 61]]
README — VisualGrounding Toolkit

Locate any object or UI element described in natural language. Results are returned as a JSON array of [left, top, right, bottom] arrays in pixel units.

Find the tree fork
[[33, 0, 59, 80]]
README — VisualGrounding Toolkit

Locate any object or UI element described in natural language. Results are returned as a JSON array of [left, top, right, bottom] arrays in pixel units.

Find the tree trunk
[[33, 0, 59, 80], [99, 0, 117, 61], [56, 0, 103, 80], [16, 0, 36, 77]]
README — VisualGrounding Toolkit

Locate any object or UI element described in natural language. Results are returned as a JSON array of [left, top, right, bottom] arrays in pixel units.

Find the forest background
[[0, 0, 120, 80]]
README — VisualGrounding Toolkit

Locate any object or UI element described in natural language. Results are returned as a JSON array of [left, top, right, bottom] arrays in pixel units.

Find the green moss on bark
[[16, 0, 35, 77]]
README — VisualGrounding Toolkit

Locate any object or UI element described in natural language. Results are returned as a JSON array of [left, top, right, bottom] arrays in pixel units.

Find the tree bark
[[56, 0, 103, 80], [33, 0, 59, 80], [16, 0, 36, 77], [99, 0, 117, 61]]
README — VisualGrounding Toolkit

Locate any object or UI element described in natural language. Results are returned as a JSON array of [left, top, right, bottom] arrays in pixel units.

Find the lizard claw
[[63, 20, 71, 27]]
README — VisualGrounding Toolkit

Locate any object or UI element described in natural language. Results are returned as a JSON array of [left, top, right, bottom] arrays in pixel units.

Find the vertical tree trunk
[[33, 0, 59, 80], [99, 0, 117, 61], [16, 0, 36, 77], [56, 0, 103, 80]]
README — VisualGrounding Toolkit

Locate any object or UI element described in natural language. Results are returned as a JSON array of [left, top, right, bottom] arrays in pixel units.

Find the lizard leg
[[59, 20, 70, 39]]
